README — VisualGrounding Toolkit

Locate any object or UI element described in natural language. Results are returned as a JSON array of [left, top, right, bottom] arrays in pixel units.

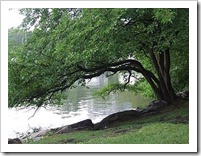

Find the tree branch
[[28, 106, 40, 120], [124, 70, 132, 89], [21, 58, 162, 106], [164, 47, 170, 74], [159, 51, 165, 75]]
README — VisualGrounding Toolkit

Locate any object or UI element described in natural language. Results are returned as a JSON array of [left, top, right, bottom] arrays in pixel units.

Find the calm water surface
[[8, 76, 152, 138]]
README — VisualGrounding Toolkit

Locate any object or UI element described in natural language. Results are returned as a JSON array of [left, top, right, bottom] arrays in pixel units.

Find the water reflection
[[8, 74, 152, 138]]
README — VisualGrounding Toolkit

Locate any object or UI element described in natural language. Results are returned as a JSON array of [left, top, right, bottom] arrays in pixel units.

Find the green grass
[[85, 123, 188, 144], [27, 102, 189, 144]]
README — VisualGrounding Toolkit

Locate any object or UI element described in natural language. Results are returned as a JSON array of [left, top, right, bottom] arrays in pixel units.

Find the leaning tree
[[8, 8, 189, 108]]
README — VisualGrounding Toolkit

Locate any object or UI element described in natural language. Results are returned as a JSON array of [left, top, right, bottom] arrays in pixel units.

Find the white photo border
[[1, 0, 197, 152]]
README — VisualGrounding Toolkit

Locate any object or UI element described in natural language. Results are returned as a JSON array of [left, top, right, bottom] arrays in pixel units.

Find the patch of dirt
[[59, 138, 77, 144], [114, 129, 129, 134], [159, 116, 167, 122], [113, 125, 142, 135], [171, 116, 189, 124]]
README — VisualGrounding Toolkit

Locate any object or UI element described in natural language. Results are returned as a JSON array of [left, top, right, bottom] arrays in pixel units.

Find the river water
[[8, 75, 152, 138]]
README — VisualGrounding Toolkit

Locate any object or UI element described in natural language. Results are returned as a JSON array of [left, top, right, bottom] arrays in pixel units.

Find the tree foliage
[[8, 8, 189, 107]]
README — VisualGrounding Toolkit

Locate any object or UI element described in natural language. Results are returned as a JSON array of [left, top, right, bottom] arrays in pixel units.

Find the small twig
[[124, 70, 132, 89], [86, 78, 92, 83], [16, 106, 28, 111], [28, 106, 40, 120]]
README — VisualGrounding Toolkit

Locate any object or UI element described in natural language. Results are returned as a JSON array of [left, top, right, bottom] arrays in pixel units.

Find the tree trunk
[[148, 46, 177, 105]]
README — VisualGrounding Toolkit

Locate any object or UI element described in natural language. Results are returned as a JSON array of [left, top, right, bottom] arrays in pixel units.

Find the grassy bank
[[27, 101, 189, 144]]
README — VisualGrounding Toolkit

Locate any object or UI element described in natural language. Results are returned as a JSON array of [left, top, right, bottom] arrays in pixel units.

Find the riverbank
[[22, 100, 189, 144]]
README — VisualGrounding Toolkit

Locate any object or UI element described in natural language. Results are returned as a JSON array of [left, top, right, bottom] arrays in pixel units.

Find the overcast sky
[[8, 9, 24, 29]]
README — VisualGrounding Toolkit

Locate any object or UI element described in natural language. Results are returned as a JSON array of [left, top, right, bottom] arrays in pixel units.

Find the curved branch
[[78, 59, 161, 97], [21, 58, 162, 105]]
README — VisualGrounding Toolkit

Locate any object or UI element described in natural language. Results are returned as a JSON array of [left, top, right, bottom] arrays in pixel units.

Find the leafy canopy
[[8, 8, 188, 107]]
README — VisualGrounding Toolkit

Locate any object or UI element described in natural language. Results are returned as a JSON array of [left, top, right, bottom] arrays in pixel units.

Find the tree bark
[[148, 45, 177, 104], [164, 48, 177, 104], [157, 49, 177, 104]]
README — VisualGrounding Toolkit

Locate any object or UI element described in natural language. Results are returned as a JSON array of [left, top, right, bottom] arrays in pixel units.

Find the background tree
[[8, 8, 189, 108]]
